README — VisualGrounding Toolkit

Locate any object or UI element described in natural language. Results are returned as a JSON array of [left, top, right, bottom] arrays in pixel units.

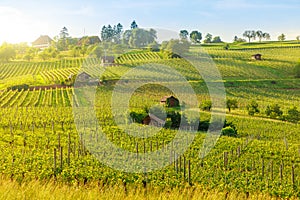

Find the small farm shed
[[101, 56, 115, 66], [142, 114, 165, 127], [77, 72, 91, 82], [252, 54, 262, 60], [160, 96, 180, 107]]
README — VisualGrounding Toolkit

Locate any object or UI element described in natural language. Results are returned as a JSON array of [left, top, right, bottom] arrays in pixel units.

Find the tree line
[[1, 20, 300, 62]]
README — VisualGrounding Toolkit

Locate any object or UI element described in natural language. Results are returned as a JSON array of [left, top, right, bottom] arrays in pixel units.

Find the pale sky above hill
[[0, 0, 300, 44]]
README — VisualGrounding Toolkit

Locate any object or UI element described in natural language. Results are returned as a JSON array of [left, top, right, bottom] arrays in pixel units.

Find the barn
[[77, 72, 91, 81], [101, 56, 115, 66], [142, 114, 165, 127], [32, 35, 53, 49], [160, 96, 180, 107]]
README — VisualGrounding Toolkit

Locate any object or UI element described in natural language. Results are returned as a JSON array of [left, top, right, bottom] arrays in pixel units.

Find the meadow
[[0, 41, 299, 199]]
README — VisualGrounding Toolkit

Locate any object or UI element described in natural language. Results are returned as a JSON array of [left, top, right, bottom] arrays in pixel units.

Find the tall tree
[[60, 27, 69, 39], [131, 20, 138, 29], [263, 32, 271, 41], [114, 23, 123, 43], [165, 39, 190, 57], [234, 36, 239, 42], [243, 30, 256, 43], [278, 33, 286, 41], [56, 27, 70, 51], [179, 30, 189, 40], [203, 33, 212, 43], [128, 28, 157, 48], [190, 31, 202, 44], [256, 30, 264, 42], [101, 26, 108, 41], [122, 30, 132, 46], [226, 99, 238, 112], [296, 36, 300, 43], [212, 36, 222, 43]]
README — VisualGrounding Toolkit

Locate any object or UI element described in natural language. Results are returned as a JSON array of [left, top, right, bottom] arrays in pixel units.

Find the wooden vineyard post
[[291, 164, 295, 187], [280, 162, 283, 185], [224, 152, 228, 169], [52, 121, 54, 133], [57, 132, 61, 149], [23, 132, 26, 147], [73, 141, 76, 158], [261, 158, 265, 178], [136, 143, 139, 159], [179, 156, 182, 172], [270, 160, 273, 181], [54, 148, 57, 177], [188, 160, 191, 185], [284, 137, 288, 151], [60, 146, 63, 170], [183, 156, 186, 179], [175, 153, 179, 173], [68, 132, 71, 166], [237, 146, 241, 157]]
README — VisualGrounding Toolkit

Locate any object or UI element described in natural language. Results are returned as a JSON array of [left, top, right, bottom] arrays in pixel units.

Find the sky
[[0, 0, 300, 44]]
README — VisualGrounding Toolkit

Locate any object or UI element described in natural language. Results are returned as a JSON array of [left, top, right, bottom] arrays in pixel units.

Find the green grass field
[[0, 41, 299, 199]]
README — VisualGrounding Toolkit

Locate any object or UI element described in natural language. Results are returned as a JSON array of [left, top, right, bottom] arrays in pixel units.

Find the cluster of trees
[[53, 27, 79, 51], [0, 43, 16, 61], [160, 39, 190, 57], [101, 23, 123, 43], [242, 30, 271, 43], [38, 47, 59, 60], [99, 21, 157, 49], [203, 33, 222, 43], [201, 99, 300, 123], [278, 33, 286, 41], [233, 36, 246, 43], [179, 30, 224, 44], [179, 30, 203, 44]]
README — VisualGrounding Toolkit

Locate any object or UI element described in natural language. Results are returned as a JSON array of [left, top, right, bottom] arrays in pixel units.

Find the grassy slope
[[0, 41, 299, 199], [1, 177, 297, 200]]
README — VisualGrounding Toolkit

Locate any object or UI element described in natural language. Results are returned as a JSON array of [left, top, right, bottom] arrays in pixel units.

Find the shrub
[[285, 106, 300, 123], [221, 126, 237, 137], [246, 100, 260, 116], [167, 111, 181, 129], [130, 111, 147, 123], [265, 104, 283, 118], [200, 100, 212, 111], [7, 84, 29, 91], [226, 99, 238, 112]]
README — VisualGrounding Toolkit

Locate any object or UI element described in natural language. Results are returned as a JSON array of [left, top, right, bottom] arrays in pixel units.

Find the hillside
[[0, 43, 299, 199]]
